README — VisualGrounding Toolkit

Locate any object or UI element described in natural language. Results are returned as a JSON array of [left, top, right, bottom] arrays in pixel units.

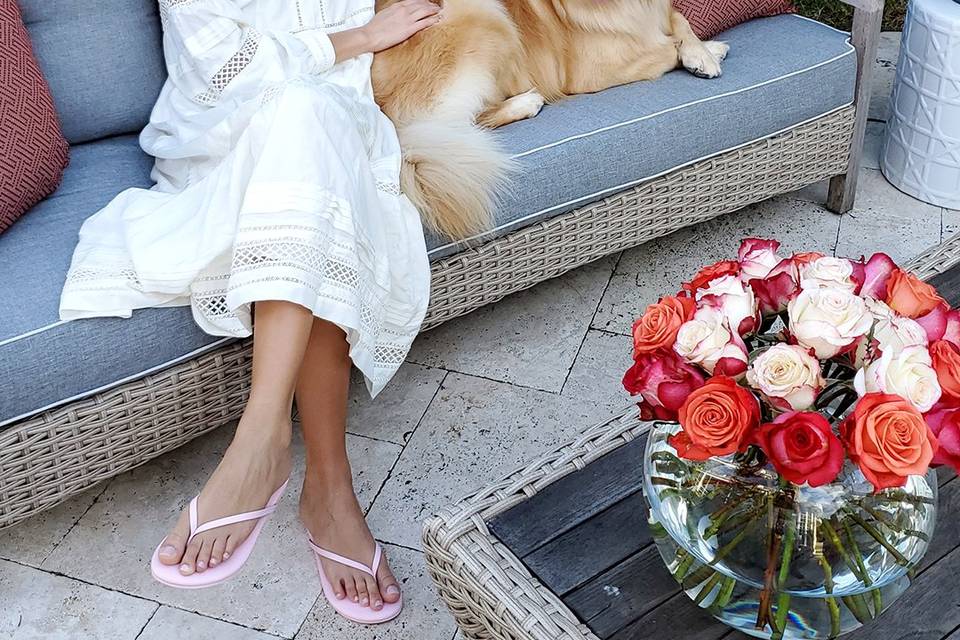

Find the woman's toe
[[344, 575, 359, 602], [179, 539, 202, 575], [364, 575, 383, 610], [356, 575, 370, 607], [210, 536, 226, 567], [378, 562, 402, 603], [158, 512, 190, 566], [194, 537, 212, 573]]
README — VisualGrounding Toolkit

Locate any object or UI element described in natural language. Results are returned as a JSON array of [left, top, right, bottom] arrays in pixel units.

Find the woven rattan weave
[[419, 238, 960, 640], [1, 106, 857, 529]]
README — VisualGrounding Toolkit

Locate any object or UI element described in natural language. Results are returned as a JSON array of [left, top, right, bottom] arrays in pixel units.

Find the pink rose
[[738, 238, 784, 281], [674, 307, 748, 376], [698, 274, 760, 335], [925, 403, 960, 474], [944, 309, 960, 347], [859, 253, 898, 300], [749, 258, 799, 315], [623, 350, 706, 420]]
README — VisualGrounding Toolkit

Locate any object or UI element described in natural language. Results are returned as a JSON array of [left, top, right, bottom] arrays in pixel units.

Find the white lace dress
[[59, 0, 430, 396]]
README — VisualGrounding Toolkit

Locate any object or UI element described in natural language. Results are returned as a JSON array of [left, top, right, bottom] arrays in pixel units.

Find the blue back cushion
[[18, 0, 167, 144]]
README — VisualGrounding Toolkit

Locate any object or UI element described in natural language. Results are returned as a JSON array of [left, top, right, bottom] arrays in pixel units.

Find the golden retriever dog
[[372, 0, 730, 240]]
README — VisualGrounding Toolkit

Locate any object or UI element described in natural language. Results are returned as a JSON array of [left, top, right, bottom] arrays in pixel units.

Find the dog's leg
[[476, 90, 546, 129], [671, 10, 727, 79]]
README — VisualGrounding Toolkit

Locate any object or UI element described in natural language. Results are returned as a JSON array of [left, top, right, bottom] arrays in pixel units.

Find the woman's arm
[[330, 0, 441, 62], [159, 0, 440, 106]]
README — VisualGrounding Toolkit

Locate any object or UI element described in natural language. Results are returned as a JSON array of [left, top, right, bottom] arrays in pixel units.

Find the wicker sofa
[[0, 0, 883, 529]]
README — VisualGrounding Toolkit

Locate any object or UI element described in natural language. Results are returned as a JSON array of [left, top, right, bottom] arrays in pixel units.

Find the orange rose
[[632, 296, 696, 355], [671, 376, 760, 460], [841, 393, 939, 491], [680, 260, 740, 297], [886, 269, 944, 318], [931, 340, 960, 402]]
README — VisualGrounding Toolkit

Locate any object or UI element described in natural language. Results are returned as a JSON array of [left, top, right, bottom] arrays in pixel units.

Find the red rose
[[671, 376, 760, 460], [754, 412, 844, 487], [925, 403, 960, 474], [623, 350, 706, 420], [680, 260, 740, 297]]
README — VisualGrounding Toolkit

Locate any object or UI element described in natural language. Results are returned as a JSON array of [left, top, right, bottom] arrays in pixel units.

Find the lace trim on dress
[[376, 181, 402, 197], [195, 27, 262, 106]]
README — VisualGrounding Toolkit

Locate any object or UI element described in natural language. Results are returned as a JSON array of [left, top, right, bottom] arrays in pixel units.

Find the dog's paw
[[703, 41, 730, 62], [680, 45, 722, 79], [506, 90, 546, 121]]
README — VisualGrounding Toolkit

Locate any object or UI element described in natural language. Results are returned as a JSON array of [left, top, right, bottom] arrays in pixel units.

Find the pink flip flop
[[308, 537, 403, 624], [150, 480, 289, 589]]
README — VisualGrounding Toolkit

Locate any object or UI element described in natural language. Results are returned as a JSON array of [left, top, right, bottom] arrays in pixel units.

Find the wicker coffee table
[[422, 238, 960, 640]]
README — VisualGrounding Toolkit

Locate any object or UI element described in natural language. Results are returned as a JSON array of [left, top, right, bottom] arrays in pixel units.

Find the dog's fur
[[372, 0, 729, 240]]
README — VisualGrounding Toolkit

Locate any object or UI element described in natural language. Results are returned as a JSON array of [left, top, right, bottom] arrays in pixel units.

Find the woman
[[59, 0, 440, 624]]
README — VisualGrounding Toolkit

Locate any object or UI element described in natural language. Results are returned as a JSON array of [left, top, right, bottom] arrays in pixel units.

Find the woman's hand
[[362, 0, 441, 52], [329, 0, 440, 63]]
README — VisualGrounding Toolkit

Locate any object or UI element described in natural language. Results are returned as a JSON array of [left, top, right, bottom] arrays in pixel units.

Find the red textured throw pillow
[[0, 0, 69, 234], [674, 0, 795, 40]]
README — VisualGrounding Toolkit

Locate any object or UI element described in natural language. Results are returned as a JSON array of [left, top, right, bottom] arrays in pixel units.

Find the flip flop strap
[[188, 496, 278, 541], [308, 539, 381, 578]]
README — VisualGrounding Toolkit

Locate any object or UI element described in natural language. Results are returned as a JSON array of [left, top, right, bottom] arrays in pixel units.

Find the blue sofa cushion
[[424, 14, 858, 260], [0, 136, 225, 426], [19, 0, 167, 144]]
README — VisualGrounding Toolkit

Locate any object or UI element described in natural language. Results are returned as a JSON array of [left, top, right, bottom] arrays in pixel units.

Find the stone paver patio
[[2, 32, 955, 640]]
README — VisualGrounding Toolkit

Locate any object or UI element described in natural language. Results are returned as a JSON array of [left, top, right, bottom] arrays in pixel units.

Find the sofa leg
[[827, 172, 857, 214]]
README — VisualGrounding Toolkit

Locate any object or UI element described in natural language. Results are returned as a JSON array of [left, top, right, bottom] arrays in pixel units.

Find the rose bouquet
[[629, 239, 956, 639]]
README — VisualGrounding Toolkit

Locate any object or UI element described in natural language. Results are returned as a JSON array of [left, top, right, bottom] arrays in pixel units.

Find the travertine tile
[[943, 208, 960, 242], [139, 607, 275, 640], [42, 424, 398, 637], [295, 544, 455, 640], [561, 330, 633, 416], [836, 169, 941, 263], [870, 31, 902, 122], [0, 558, 155, 640], [863, 120, 886, 171], [592, 196, 841, 335], [365, 373, 620, 549], [407, 256, 617, 392], [0, 484, 103, 566], [348, 362, 446, 444]]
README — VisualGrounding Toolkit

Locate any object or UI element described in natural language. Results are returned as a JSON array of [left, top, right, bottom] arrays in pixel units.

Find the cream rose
[[788, 288, 873, 359], [855, 345, 943, 412], [746, 344, 824, 411], [674, 307, 733, 374], [697, 274, 759, 335], [800, 257, 858, 292]]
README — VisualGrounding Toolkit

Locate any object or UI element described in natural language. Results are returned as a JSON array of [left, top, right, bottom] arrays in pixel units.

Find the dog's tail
[[397, 117, 512, 241]]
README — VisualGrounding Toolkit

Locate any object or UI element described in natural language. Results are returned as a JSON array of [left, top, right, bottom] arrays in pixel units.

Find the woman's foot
[[156, 410, 293, 575], [300, 472, 401, 612]]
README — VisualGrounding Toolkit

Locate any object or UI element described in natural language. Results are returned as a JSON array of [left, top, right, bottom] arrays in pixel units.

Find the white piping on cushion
[[0, 319, 70, 347], [0, 336, 234, 428], [428, 100, 854, 257]]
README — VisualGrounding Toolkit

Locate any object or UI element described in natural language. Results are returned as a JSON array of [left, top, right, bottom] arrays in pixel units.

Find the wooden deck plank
[[522, 491, 651, 595], [488, 435, 646, 557], [608, 592, 730, 640]]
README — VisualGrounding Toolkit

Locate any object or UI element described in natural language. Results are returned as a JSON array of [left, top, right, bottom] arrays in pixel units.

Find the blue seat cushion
[[0, 136, 225, 426], [424, 14, 857, 260], [19, 0, 167, 144]]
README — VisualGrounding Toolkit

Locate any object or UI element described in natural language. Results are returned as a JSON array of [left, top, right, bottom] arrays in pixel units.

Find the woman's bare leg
[[295, 319, 401, 611], [157, 301, 314, 575]]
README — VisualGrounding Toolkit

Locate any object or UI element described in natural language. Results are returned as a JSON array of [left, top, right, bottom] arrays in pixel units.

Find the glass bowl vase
[[642, 421, 938, 639]]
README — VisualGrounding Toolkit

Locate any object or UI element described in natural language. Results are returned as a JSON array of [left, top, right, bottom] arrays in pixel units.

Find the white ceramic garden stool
[[881, 0, 960, 209]]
